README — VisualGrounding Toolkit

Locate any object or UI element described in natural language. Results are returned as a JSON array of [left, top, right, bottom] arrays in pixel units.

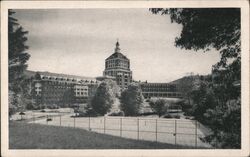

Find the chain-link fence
[[18, 113, 211, 148]]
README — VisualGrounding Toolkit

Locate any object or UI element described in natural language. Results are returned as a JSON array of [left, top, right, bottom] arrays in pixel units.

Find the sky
[[13, 9, 221, 83]]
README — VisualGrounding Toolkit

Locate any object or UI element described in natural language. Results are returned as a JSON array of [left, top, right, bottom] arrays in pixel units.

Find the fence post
[[46, 115, 48, 125], [60, 115, 61, 126], [74, 116, 76, 128], [174, 120, 177, 146], [120, 117, 122, 137], [195, 120, 198, 148], [104, 116, 106, 134], [33, 114, 35, 123], [88, 116, 90, 131], [156, 119, 158, 142], [137, 118, 139, 140]]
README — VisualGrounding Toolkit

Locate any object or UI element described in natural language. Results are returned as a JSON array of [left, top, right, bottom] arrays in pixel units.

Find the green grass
[[9, 122, 195, 149]]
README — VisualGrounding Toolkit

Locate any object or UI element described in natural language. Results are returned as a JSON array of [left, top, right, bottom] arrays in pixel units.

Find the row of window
[[75, 91, 88, 96], [141, 84, 177, 88], [141, 88, 177, 92], [104, 71, 131, 77], [42, 77, 97, 83], [143, 92, 182, 97], [75, 88, 88, 91]]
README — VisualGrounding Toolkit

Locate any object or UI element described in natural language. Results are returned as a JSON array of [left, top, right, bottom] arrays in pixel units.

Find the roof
[[106, 52, 129, 60], [24, 70, 96, 81]]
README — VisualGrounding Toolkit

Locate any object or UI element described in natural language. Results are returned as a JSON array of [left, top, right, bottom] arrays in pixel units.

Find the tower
[[103, 41, 132, 89]]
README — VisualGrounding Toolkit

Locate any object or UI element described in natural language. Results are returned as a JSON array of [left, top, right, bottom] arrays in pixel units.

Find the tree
[[191, 81, 217, 123], [120, 83, 144, 116], [149, 99, 166, 117], [150, 9, 240, 77], [172, 74, 198, 106], [104, 79, 121, 97], [150, 8, 240, 67], [8, 10, 30, 116], [150, 8, 241, 148], [203, 99, 241, 148], [90, 81, 115, 115]]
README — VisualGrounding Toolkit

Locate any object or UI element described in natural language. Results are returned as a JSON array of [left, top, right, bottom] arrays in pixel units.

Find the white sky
[[13, 9, 220, 83]]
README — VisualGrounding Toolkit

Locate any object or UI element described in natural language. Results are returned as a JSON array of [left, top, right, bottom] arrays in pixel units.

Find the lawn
[[9, 121, 195, 149]]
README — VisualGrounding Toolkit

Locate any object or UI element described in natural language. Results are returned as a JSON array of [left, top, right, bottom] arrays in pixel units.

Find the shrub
[[46, 118, 52, 121], [139, 112, 156, 116], [47, 104, 59, 109], [173, 115, 180, 119], [108, 111, 125, 116], [26, 102, 34, 110], [163, 114, 173, 118], [9, 105, 17, 118], [183, 108, 193, 116]]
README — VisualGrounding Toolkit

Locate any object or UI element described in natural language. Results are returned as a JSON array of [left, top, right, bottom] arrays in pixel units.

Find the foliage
[[9, 10, 30, 92], [175, 99, 190, 112], [149, 99, 166, 117], [34, 72, 41, 80], [203, 99, 241, 148], [150, 8, 241, 148], [104, 79, 121, 97], [47, 104, 59, 109], [108, 111, 125, 116], [174, 75, 197, 105], [90, 81, 115, 116], [150, 8, 241, 81], [150, 8, 240, 64], [173, 115, 180, 119], [120, 83, 144, 116], [8, 10, 30, 116], [75, 103, 98, 117], [163, 114, 173, 118], [190, 82, 217, 123]]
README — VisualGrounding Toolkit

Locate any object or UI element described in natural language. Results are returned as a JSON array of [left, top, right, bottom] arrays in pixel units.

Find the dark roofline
[[24, 70, 96, 80], [106, 52, 129, 60]]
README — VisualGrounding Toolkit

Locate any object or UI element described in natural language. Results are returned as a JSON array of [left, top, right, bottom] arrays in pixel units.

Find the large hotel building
[[28, 41, 182, 106]]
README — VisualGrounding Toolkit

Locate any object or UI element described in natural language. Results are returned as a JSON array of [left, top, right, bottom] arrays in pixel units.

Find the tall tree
[[120, 83, 144, 116], [150, 8, 241, 148], [191, 81, 217, 123], [149, 99, 166, 117], [8, 10, 30, 116], [90, 81, 115, 116], [150, 8, 240, 69]]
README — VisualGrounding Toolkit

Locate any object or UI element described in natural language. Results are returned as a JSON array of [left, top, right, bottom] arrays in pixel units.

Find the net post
[[88, 116, 90, 131], [33, 114, 35, 123], [195, 120, 198, 148], [137, 118, 139, 140], [120, 117, 122, 137], [74, 116, 76, 128], [60, 114, 61, 126], [104, 116, 106, 134], [175, 120, 177, 146], [156, 119, 158, 142]]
